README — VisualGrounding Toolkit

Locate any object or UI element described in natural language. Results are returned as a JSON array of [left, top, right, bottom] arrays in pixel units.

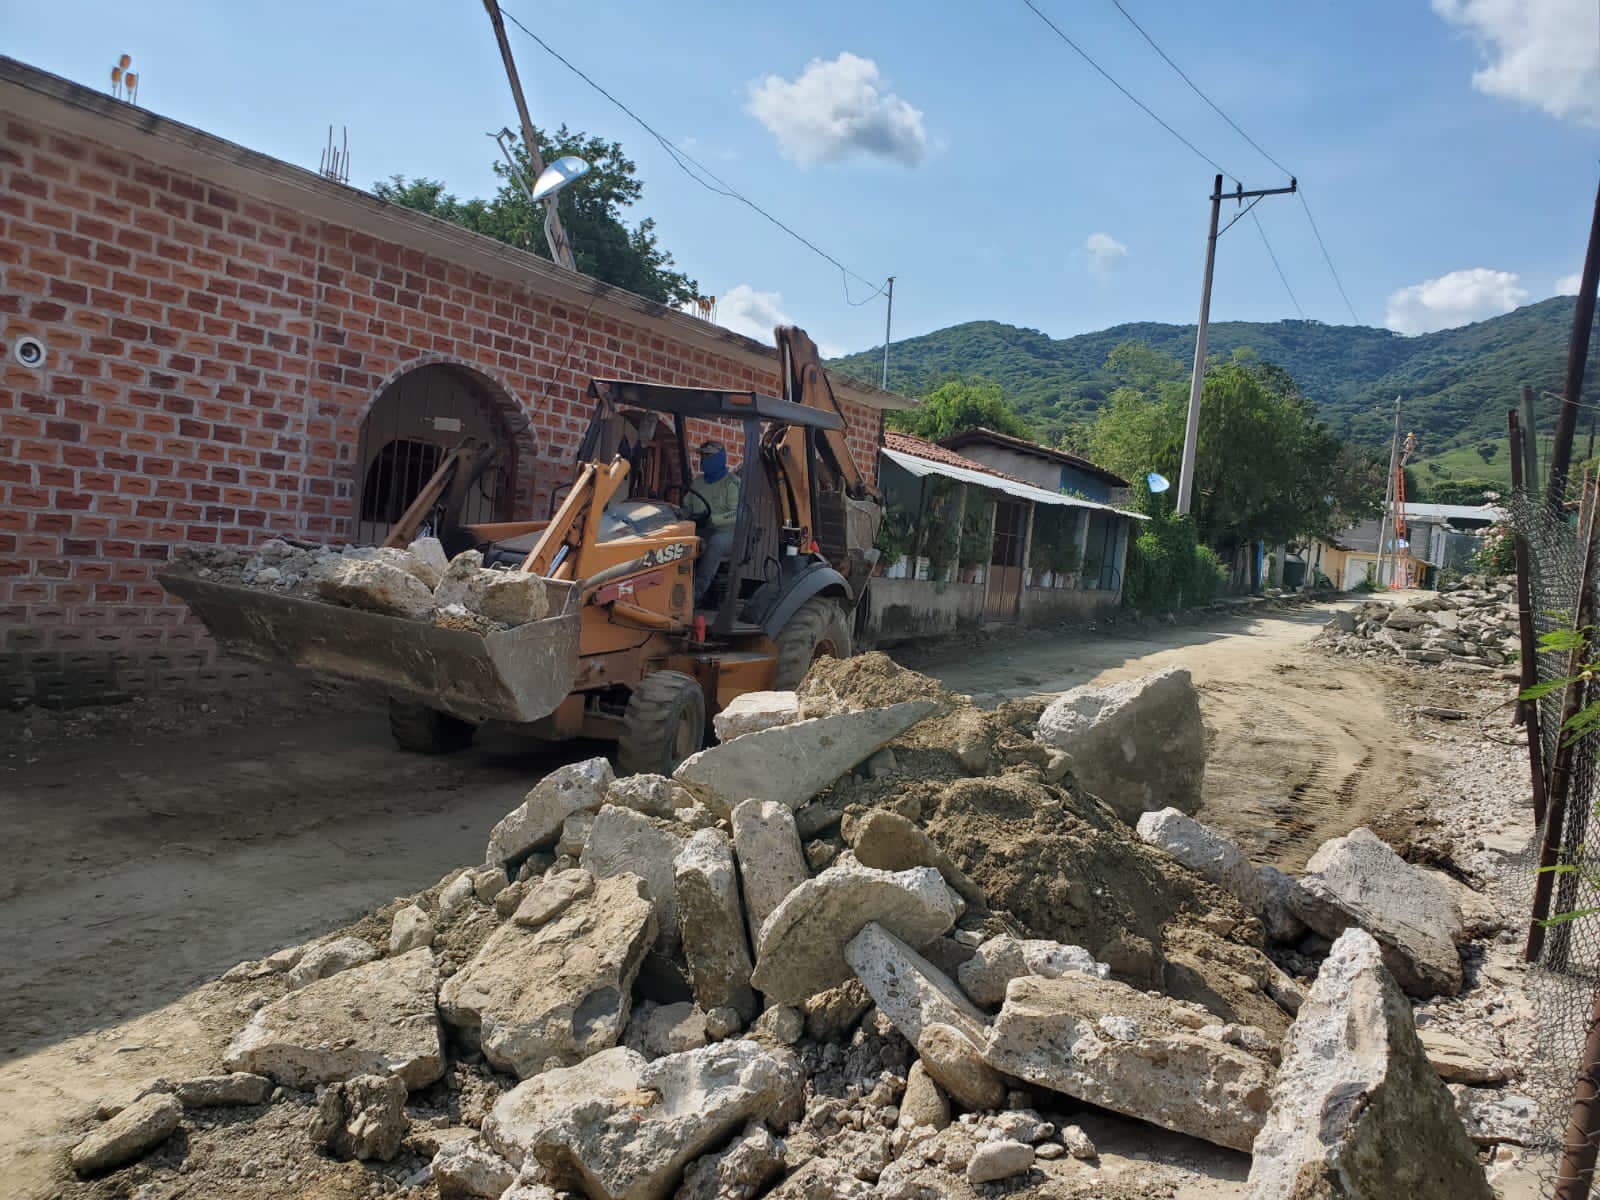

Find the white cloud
[[1433, 0, 1600, 125], [716, 283, 792, 344], [746, 53, 928, 167], [1085, 232, 1128, 274], [1385, 267, 1529, 334], [1556, 271, 1584, 294]]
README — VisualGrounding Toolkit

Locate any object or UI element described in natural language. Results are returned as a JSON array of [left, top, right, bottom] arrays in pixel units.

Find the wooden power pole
[[1376, 396, 1401, 588], [1177, 176, 1298, 516], [1547, 173, 1600, 511]]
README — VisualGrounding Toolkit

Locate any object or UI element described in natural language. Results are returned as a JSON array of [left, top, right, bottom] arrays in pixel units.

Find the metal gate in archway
[[354, 364, 517, 545]]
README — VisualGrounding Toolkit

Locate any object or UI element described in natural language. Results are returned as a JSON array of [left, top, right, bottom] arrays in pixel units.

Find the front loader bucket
[[158, 573, 581, 725]]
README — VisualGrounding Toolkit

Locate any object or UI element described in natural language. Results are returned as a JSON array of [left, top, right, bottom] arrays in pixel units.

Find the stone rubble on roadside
[[1246, 928, 1491, 1199], [1317, 575, 1517, 668], [78, 650, 1523, 1198], [1034, 666, 1207, 824], [713, 690, 803, 742], [70, 1093, 182, 1176]]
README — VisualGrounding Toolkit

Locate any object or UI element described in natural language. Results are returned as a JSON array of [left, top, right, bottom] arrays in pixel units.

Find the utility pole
[[1547, 173, 1600, 511], [1176, 176, 1298, 516], [482, 0, 576, 271], [1377, 396, 1401, 588], [1519, 385, 1541, 495], [880, 277, 896, 391]]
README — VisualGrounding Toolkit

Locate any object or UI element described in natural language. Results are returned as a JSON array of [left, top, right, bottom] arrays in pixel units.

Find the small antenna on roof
[[318, 125, 350, 185]]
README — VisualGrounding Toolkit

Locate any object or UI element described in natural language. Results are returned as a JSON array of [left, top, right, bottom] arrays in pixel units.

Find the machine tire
[[618, 670, 707, 776], [773, 597, 852, 690], [388, 699, 477, 754]]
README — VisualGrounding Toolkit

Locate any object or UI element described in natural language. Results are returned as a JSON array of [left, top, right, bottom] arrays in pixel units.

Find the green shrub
[[1122, 485, 1227, 612]]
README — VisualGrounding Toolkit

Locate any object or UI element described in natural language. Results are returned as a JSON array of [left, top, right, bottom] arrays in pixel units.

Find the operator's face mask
[[700, 448, 728, 482]]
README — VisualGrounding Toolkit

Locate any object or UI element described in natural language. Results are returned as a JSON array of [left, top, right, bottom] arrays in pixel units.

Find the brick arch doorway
[[354, 363, 521, 546]]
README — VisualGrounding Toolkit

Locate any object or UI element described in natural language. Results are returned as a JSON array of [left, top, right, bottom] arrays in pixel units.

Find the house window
[[360, 438, 442, 525]]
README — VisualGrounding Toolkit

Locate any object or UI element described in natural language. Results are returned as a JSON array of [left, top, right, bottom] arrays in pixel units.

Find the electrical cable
[[1102, 0, 1362, 325], [1020, 0, 1235, 180], [1252, 209, 1305, 318], [497, 5, 888, 303]]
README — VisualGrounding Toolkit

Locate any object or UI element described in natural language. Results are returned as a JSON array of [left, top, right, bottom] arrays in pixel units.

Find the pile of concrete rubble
[[1317, 575, 1518, 671], [64, 657, 1512, 1198], [173, 536, 549, 632]]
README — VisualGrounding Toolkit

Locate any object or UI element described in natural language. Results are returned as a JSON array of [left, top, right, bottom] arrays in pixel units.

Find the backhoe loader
[[160, 326, 883, 774]]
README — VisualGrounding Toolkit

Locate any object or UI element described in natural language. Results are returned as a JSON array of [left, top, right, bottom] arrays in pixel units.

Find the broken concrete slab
[[70, 1092, 182, 1176], [1419, 1027, 1509, 1085], [316, 555, 435, 619], [512, 868, 595, 929], [956, 934, 1108, 1009], [844, 922, 990, 1049], [287, 935, 378, 989], [983, 974, 1273, 1153], [434, 552, 549, 626], [675, 700, 937, 816], [486, 757, 614, 869], [967, 1138, 1033, 1184], [432, 1136, 517, 1200], [625, 1000, 710, 1058], [674, 829, 757, 1021], [674, 1119, 786, 1200], [1246, 928, 1490, 1199], [406, 535, 449, 585], [844, 808, 985, 906], [731, 799, 810, 948], [1256, 864, 1308, 944], [173, 1073, 271, 1108], [309, 1073, 409, 1162], [1451, 1086, 1540, 1146], [1136, 807, 1265, 913], [582, 805, 686, 954], [607, 773, 677, 818], [918, 1021, 1008, 1112], [224, 948, 444, 1090], [1035, 667, 1206, 824], [389, 905, 435, 955], [712, 690, 801, 742], [1291, 827, 1465, 997], [483, 1040, 804, 1200], [439, 873, 655, 1078], [751, 861, 962, 1005], [898, 1061, 950, 1131]]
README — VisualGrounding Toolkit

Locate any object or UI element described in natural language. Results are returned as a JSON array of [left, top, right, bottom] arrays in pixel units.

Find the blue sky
[[6, 0, 1598, 358]]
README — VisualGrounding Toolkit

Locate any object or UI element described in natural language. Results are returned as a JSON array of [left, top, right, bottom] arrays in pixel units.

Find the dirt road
[[910, 601, 1441, 870]]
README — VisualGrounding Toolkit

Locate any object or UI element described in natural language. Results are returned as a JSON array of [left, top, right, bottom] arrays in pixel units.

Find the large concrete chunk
[[70, 1093, 182, 1176], [486, 757, 614, 868], [582, 806, 686, 954], [1034, 667, 1206, 824], [309, 1073, 409, 1162], [435, 552, 549, 626], [730, 799, 810, 947], [1135, 808, 1265, 913], [484, 1040, 804, 1200], [750, 861, 961, 1005], [675, 700, 937, 816], [287, 935, 378, 989], [983, 974, 1273, 1152], [712, 691, 801, 742], [223, 948, 443, 1089], [1291, 827, 1464, 997], [957, 934, 1108, 1009], [844, 922, 989, 1048], [675, 829, 757, 1021], [439, 874, 655, 1078], [1246, 929, 1490, 1199], [316, 556, 435, 619], [673, 1119, 785, 1200], [845, 808, 985, 906]]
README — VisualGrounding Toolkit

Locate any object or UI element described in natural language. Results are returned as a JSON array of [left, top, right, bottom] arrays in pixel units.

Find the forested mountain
[[830, 297, 1596, 467]]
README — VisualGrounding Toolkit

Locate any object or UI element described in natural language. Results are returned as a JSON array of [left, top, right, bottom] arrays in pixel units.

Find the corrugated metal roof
[[881, 446, 1147, 520]]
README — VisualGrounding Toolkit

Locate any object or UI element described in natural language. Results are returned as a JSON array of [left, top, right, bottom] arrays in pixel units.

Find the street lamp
[[531, 155, 590, 202]]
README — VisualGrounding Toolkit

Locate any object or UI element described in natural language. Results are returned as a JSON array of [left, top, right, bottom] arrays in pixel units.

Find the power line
[[1020, 0, 1235, 180], [1108, 0, 1291, 178], [497, 5, 887, 301], [1252, 209, 1304, 318], [1102, 0, 1363, 325], [1298, 189, 1361, 324]]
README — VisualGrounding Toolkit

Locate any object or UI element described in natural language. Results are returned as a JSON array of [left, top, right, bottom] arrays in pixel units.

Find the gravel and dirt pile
[[17, 650, 1540, 1200]]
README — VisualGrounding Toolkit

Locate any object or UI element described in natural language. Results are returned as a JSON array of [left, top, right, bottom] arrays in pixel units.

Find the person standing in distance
[[690, 439, 739, 603]]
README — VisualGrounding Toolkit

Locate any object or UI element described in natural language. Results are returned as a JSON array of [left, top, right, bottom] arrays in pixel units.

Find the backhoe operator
[[690, 439, 739, 603]]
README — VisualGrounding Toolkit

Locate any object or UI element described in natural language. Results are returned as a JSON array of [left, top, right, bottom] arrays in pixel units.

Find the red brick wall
[[0, 114, 884, 706]]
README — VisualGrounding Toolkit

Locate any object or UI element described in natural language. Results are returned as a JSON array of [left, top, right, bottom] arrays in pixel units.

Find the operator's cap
[[698, 439, 725, 455]]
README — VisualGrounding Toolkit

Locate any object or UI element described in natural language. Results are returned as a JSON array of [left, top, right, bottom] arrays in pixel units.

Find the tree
[[887, 378, 1034, 441], [1424, 477, 1500, 505], [374, 126, 698, 305], [1087, 343, 1381, 555]]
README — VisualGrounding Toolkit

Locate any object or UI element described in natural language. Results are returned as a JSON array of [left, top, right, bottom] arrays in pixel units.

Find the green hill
[[831, 297, 1597, 482]]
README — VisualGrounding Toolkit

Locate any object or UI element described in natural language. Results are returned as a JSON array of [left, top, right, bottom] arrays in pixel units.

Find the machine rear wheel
[[388, 699, 477, 754], [618, 670, 706, 776], [773, 597, 852, 690]]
